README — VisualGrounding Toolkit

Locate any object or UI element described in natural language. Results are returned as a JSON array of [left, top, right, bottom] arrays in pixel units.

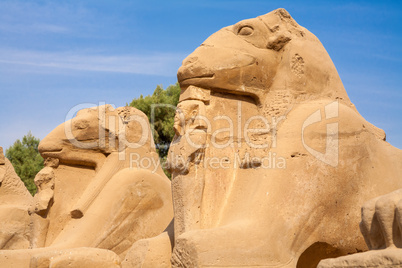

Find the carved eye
[[238, 26, 254, 36], [74, 120, 89, 130]]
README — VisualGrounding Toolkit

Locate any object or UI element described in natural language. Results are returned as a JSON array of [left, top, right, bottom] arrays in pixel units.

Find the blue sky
[[0, 0, 401, 149]]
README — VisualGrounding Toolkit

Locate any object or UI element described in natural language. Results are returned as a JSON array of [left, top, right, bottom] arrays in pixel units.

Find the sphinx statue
[[0, 147, 33, 249], [145, 8, 401, 268], [0, 105, 173, 267]]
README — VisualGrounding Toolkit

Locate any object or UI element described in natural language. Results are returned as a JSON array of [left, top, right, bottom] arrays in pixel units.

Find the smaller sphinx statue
[[0, 146, 33, 250], [0, 105, 173, 267]]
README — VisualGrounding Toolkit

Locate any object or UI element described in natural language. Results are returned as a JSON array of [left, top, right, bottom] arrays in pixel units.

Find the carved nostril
[[182, 56, 198, 66]]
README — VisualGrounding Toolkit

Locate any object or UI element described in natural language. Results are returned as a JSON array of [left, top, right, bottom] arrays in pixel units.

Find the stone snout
[[38, 120, 107, 170], [178, 45, 257, 88], [177, 26, 281, 103]]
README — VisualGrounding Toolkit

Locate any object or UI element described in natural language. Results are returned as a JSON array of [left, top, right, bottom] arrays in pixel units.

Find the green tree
[[6, 131, 44, 195], [130, 83, 180, 157], [129, 83, 181, 177]]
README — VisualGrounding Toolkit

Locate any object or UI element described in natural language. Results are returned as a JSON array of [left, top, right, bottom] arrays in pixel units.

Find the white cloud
[[0, 1, 187, 76], [0, 49, 186, 76], [0, 22, 70, 34], [0, 1, 77, 34]]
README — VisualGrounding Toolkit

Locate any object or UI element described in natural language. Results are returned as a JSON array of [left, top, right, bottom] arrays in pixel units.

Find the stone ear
[[267, 32, 291, 51]]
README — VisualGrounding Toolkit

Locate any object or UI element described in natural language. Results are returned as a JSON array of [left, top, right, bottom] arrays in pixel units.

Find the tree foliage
[[129, 83, 180, 178], [129, 83, 180, 158], [6, 131, 44, 195]]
